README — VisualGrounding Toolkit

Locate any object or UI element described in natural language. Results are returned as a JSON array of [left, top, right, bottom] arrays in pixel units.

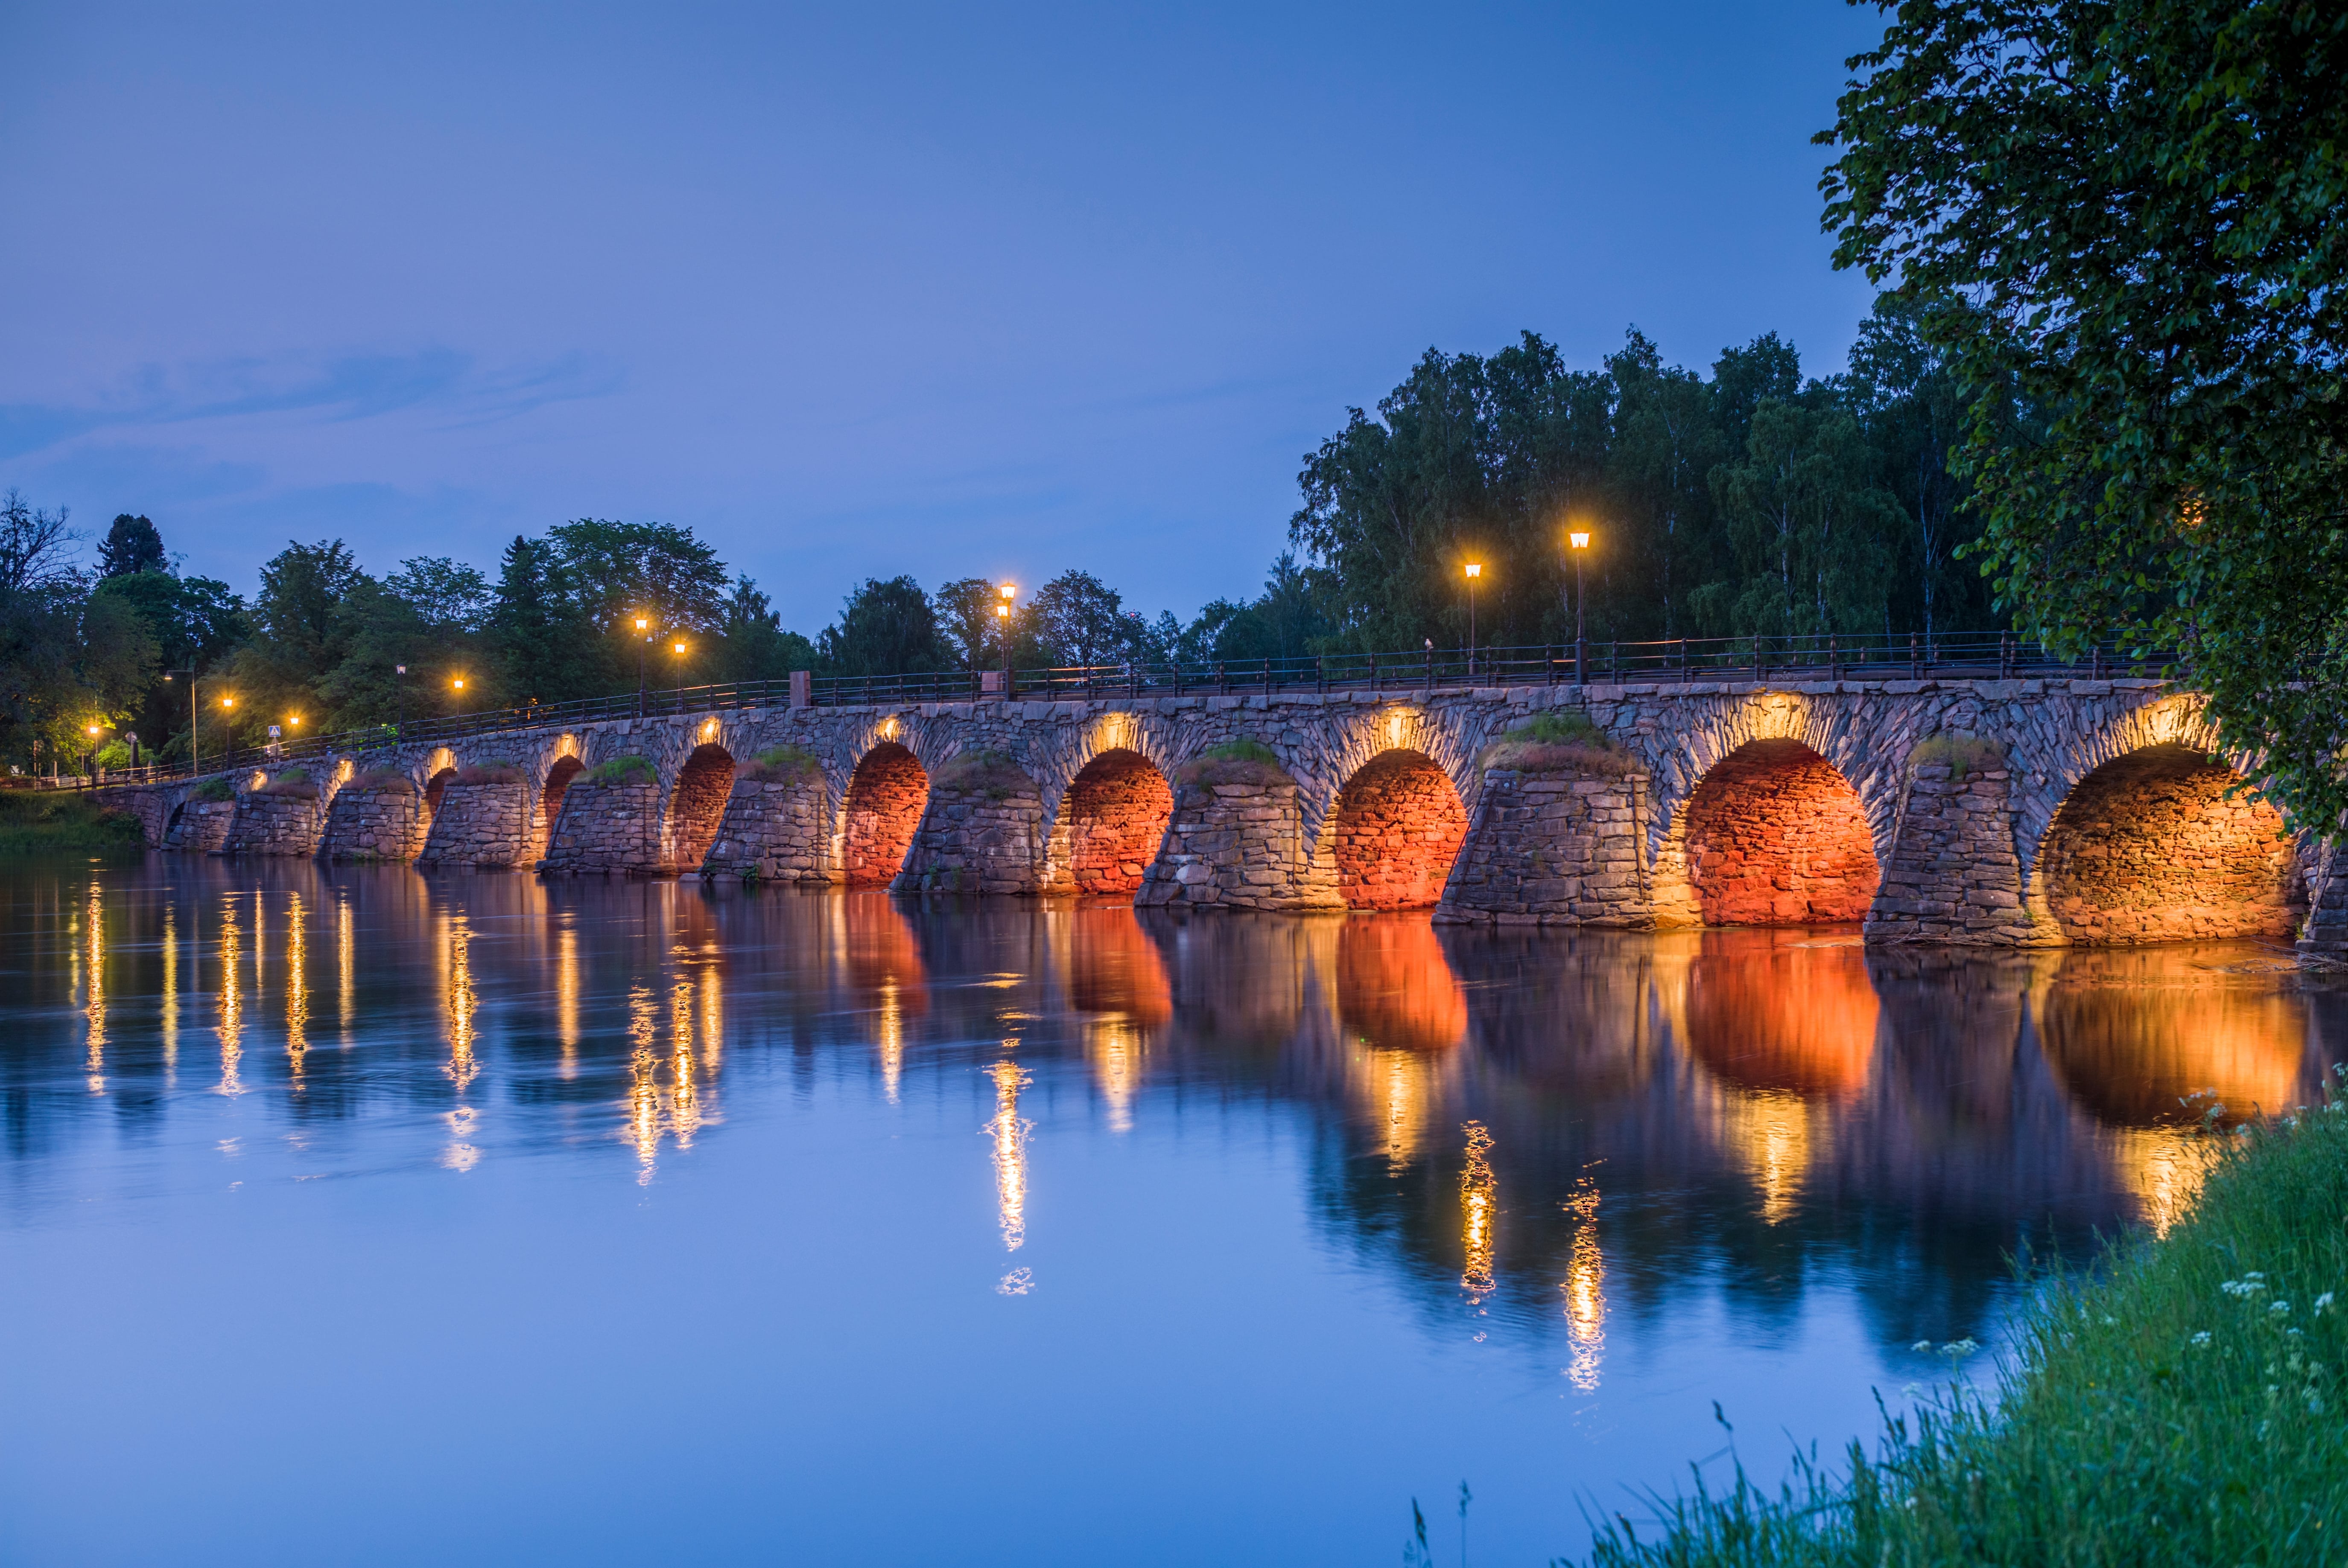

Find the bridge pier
[[418, 765, 537, 869]]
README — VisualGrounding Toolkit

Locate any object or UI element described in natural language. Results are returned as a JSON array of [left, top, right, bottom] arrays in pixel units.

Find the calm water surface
[[3, 860, 2341, 1565]]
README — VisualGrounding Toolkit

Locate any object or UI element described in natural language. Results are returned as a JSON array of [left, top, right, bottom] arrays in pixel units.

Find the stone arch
[[1673, 739, 1881, 926], [840, 742, 928, 888], [2034, 742, 2301, 943], [1324, 748, 1470, 911], [1051, 746, 1174, 896], [423, 764, 459, 818], [537, 754, 586, 857], [665, 742, 736, 871]]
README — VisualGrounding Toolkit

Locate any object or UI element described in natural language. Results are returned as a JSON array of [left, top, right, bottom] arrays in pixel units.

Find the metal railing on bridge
[[30, 630, 2175, 793]]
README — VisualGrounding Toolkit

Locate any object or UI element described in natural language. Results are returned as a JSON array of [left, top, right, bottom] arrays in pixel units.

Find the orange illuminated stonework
[[1060, 750, 1173, 895], [664, 743, 734, 870], [1331, 752, 1469, 912], [1684, 741, 1879, 925], [841, 743, 927, 888], [1682, 933, 1879, 1099], [2040, 744, 2300, 943]]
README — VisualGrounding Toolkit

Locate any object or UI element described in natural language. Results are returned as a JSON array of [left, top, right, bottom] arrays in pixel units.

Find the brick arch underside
[[667, 743, 735, 870], [2039, 743, 2300, 944], [537, 756, 584, 854], [423, 767, 458, 818], [1330, 750, 1469, 912], [1684, 739, 1879, 925], [843, 744, 928, 888], [1062, 749, 1173, 895]]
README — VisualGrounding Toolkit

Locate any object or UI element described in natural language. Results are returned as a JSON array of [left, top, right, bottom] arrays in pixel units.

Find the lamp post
[[672, 640, 688, 702], [86, 723, 101, 781], [997, 583, 1018, 691], [394, 664, 406, 741], [1568, 530, 1591, 684], [633, 615, 652, 715], [164, 666, 198, 773], [1463, 562, 1482, 675]]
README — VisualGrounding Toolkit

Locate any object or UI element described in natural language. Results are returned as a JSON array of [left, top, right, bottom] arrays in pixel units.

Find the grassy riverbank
[[0, 790, 148, 859], [1578, 1092, 2348, 1565]]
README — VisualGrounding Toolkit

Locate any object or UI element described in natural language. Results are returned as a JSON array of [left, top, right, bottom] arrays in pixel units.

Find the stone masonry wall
[[1866, 762, 2046, 945], [2299, 843, 2348, 955], [898, 781, 1046, 894], [321, 781, 429, 861], [166, 798, 236, 851], [1435, 767, 1649, 927], [1137, 772, 1340, 912], [541, 781, 661, 873], [2037, 744, 2302, 942], [1681, 740, 1880, 925], [701, 777, 830, 882], [221, 789, 327, 856], [1327, 751, 1469, 911], [418, 777, 537, 869]]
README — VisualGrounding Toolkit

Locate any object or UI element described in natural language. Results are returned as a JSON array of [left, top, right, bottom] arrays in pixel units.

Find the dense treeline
[[0, 293, 1991, 772]]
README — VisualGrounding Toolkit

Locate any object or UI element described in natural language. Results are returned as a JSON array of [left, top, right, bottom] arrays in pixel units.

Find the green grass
[[581, 755, 657, 787], [932, 747, 1033, 799], [0, 790, 149, 858], [1911, 731, 2008, 782], [1479, 708, 1635, 775], [741, 744, 821, 783], [191, 776, 234, 803], [1174, 737, 1289, 786], [1575, 1091, 2348, 1566]]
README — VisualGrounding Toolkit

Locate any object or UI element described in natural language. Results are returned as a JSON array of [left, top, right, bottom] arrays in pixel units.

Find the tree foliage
[[1821, 0, 2348, 827]]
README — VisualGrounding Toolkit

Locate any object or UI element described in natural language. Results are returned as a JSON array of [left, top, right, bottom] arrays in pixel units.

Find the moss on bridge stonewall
[[0, 790, 148, 859]]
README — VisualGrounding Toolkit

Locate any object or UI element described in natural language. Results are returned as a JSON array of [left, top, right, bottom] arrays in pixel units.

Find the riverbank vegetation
[[1575, 1093, 2348, 1565], [0, 789, 147, 859]]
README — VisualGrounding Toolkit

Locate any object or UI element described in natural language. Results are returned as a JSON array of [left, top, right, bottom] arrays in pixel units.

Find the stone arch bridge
[[99, 672, 2348, 950]]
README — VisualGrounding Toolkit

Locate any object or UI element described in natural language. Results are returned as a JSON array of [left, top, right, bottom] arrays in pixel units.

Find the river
[[2, 859, 2337, 1565]]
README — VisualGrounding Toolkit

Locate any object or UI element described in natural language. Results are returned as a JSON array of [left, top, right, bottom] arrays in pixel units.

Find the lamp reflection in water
[[876, 979, 905, 1104], [1560, 1179, 1606, 1391], [1086, 1017, 1142, 1133], [284, 891, 309, 1080], [985, 1058, 1034, 1292], [556, 919, 581, 1077], [628, 983, 661, 1182], [216, 893, 245, 1096], [1459, 1121, 1497, 1302], [83, 881, 105, 1094], [668, 978, 703, 1150], [441, 911, 481, 1169], [1338, 916, 1466, 1171], [336, 889, 354, 1045], [160, 902, 178, 1085]]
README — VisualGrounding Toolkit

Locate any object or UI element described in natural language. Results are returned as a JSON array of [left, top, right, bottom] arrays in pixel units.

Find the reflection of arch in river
[[1060, 904, 1174, 1130]]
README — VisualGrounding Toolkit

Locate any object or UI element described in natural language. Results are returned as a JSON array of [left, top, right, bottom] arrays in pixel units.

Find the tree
[[1822, 0, 2348, 826], [385, 557, 492, 631], [1707, 400, 1910, 638], [488, 535, 599, 704], [933, 577, 1006, 672], [1606, 332, 1726, 638], [0, 490, 81, 594], [819, 576, 949, 676], [99, 513, 165, 578], [713, 574, 815, 683], [1029, 570, 1138, 667]]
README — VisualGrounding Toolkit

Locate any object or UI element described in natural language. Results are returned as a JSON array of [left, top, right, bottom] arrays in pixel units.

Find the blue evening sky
[[0, 3, 1884, 632]]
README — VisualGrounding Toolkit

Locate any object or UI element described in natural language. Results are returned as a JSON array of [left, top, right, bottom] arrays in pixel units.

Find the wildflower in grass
[[2318, 1291, 2336, 1315], [1943, 1338, 1980, 1359], [2222, 1278, 2269, 1298], [2191, 1331, 2213, 1346], [1913, 1340, 1933, 1352]]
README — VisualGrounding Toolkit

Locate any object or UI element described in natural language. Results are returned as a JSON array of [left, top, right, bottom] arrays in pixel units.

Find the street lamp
[[1567, 529, 1592, 684], [451, 677, 467, 716], [394, 664, 407, 741], [997, 583, 1018, 687], [164, 667, 199, 773], [634, 615, 651, 714], [86, 723, 101, 780], [1463, 562, 1483, 673], [672, 640, 688, 699]]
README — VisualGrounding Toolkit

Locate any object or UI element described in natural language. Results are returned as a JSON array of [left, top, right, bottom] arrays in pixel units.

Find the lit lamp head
[[999, 583, 1017, 602], [87, 724, 99, 737], [634, 616, 649, 632], [673, 641, 686, 656], [1464, 562, 1482, 580], [995, 603, 1009, 619], [288, 715, 301, 729], [220, 696, 235, 710], [395, 663, 406, 676], [1569, 530, 1591, 551], [452, 678, 465, 692]]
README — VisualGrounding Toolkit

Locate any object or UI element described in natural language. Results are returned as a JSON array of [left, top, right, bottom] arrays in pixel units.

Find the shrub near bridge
[[1478, 709, 1637, 776], [0, 791, 146, 859], [1174, 738, 1289, 788], [579, 755, 657, 787], [739, 745, 820, 784], [1575, 1091, 2348, 1567]]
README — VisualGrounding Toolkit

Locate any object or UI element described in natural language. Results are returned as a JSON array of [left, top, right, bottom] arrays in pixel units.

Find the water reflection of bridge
[[22, 867, 2342, 1366]]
